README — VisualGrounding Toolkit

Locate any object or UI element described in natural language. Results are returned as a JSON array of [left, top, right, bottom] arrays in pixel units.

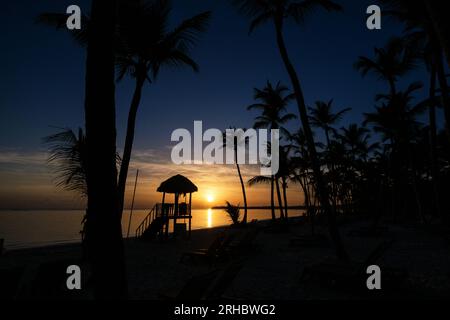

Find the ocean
[[0, 208, 305, 250]]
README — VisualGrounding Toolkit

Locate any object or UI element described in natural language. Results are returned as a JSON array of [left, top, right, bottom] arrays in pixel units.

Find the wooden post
[[188, 192, 192, 238], [161, 192, 165, 238], [126, 169, 139, 238], [174, 193, 179, 237]]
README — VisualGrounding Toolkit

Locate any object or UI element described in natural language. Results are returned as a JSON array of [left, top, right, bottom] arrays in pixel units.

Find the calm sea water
[[0, 209, 305, 249]]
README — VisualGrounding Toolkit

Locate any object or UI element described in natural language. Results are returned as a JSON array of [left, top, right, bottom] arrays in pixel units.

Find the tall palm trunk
[[428, 64, 441, 219], [282, 177, 288, 219], [117, 74, 146, 217], [270, 175, 276, 220], [275, 177, 284, 219], [325, 128, 338, 211], [84, 0, 127, 298], [434, 44, 450, 140], [425, 1, 450, 67], [235, 155, 248, 224], [274, 19, 347, 259]]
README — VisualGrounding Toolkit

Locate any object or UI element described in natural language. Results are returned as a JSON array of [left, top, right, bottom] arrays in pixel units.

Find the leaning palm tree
[[115, 1, 211, 217], [233, 0, 348, 259], [223, 129, 249, 224]]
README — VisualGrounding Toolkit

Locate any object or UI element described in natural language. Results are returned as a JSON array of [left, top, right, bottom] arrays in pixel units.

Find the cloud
[[0, 147, 304, 210]]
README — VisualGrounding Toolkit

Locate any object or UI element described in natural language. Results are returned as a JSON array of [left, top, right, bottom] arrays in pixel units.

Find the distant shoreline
[[211, 205, 307, 210]]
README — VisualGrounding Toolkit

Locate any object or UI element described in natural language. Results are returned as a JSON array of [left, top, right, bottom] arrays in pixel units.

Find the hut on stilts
[[135, 175, 198, 240]]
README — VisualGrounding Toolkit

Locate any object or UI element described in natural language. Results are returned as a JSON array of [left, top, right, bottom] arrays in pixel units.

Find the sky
[[0, 0, 440, 210]]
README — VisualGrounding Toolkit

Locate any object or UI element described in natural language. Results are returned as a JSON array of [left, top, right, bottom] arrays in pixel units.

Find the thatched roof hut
[[157, 174, 198, 194]]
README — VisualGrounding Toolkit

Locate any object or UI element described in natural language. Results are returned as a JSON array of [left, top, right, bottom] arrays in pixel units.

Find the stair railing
[[135, 204, 157, 238]]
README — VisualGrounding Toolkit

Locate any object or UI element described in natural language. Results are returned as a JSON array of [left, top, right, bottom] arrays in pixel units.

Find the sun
[[206, 194, 215, 203]]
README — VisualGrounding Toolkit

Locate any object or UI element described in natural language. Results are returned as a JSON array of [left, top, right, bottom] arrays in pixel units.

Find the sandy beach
[[2, 216, 449, 300]]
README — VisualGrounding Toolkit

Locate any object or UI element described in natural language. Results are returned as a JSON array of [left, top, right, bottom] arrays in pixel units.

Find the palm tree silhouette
[[309, 100, 351, 147], [380, 0, 450, 140], [223, 128, 249, 224], [37, 1, 211, 219], [308, 100, 350, 220], [115, 1, 211, 217], [84, 0, 127, 299], [43, 128, 123, 258], [364, 82, 426, 222], [247, 81, 296, 220], [233, 0, 348, 259], [247, 81, 296, 137], [43, 128, 88, 196], [354, 37, 419, 96]]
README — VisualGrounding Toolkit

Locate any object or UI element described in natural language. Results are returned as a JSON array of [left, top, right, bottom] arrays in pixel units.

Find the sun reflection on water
[[207, 208, 212, 228]]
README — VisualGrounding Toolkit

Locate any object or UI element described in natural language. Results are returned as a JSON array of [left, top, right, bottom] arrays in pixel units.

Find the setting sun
[[206, 194, 215, 203]]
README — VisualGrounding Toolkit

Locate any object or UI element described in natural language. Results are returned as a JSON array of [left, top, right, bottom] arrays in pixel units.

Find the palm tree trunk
[[434, 45, 450, 141], [428, 64, 441, 219], [300, 176, 314, 235], [84, 0, 127, 299], [425, 1, 450, 67], [117, 75, 145, 218], [325, 128, 338, 212], [275, 178, 284, 219], [388, 77, 397, 97], [270, 175, 275, 220], [282, 177, 288, 219], [236, 161, 248, 224], [274, 20, 348, 260]]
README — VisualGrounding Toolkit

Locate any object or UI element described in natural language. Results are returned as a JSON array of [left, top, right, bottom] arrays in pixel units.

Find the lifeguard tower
[[136, 174, 198, 240]]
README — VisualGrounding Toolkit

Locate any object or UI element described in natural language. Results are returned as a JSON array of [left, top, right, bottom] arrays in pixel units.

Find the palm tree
[[44, 128, 88, 196], [224, 201, 241, 225], [247, 81, 296, 220], [44, 127, 124, 255], [354, 37, 419, 95], [84, 0, 126, 298], [308, 100, 350, 213], [364, 82, 426, 222], [278, 145, 293, 219], [247, 81, 296, 137], [380, 0, 450, 140], [308, 100, 351, 147], [233, 0, 348, 260], [37, 1, 212, 220], [247, 175, 275, 220], [223, 129, 249, 224], [115, 1, 211, 217], [339, 124, 376, 162]]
